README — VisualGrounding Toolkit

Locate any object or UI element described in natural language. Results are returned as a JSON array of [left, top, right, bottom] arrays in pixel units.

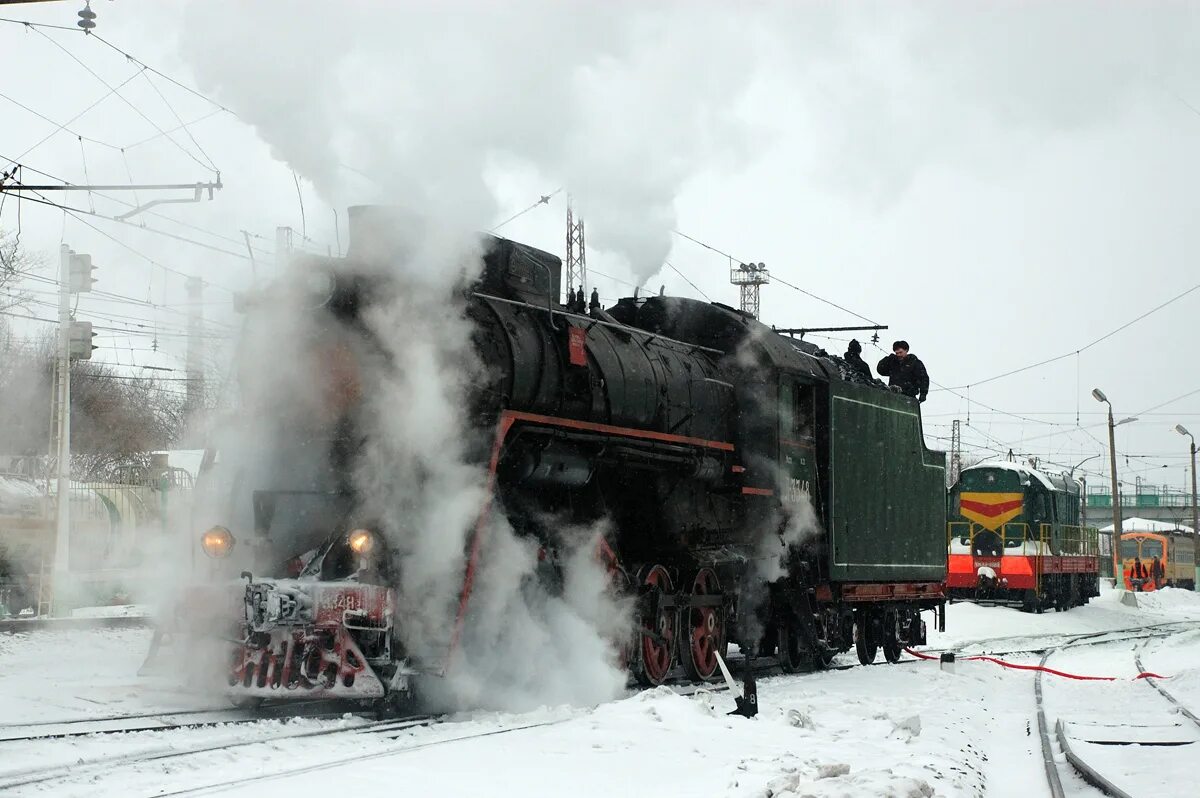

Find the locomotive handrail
[[949, 520, 1103, 559], [471, 291, 727, 356]]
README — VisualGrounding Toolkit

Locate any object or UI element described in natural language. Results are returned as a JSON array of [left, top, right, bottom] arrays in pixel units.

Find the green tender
[[826, 380, 947, 582]]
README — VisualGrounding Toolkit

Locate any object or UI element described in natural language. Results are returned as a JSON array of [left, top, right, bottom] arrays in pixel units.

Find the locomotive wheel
[[854, 613, 877, 665], [777, 618, 804, 673], [881, 610, 902, 664], [633, 565, 676, 686], [680, 568, 725, 682], [778, 617, 833, 672]]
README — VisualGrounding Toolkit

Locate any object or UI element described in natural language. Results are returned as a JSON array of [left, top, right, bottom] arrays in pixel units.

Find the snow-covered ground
[[1, 585, 1198, 797]]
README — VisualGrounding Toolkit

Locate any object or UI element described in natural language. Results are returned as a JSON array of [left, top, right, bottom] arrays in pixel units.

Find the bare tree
[[0, 330, 188, 480], [0, 229, 40, 314]]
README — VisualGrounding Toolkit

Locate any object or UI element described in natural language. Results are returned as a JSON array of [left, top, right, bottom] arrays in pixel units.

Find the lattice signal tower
[[566, 200, 587, 302], [950, 419, 962, 485], [730, 261, 769, 318]]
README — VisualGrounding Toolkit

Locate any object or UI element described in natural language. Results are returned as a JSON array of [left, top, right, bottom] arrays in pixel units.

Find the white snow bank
[[1098, 517, 1194, 534], [1126, 586, 1200, 612], [70, 604, 152, 619]]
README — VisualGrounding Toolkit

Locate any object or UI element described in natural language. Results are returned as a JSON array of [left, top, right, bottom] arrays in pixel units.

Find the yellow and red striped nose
[[959, 492, 1023, 531]]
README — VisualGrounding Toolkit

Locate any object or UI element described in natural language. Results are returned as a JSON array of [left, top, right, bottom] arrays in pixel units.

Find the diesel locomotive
[[947, 461, 1100, 611], [188, 206, 948, 707]]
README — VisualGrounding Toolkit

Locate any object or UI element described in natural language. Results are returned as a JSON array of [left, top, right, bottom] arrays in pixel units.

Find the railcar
[[183, 206, 948, 707], [1119, 530, 1196, 591], [947, 461, 1100, 612]]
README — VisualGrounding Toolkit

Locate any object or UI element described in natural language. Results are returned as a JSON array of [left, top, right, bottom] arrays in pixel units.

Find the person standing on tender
[[844, 339, 873, 381], [876, 340, 930, 402]]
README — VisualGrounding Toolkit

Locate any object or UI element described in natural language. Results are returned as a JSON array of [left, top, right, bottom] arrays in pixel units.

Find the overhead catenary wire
[[0, 87, 126, 153], [24, 24, 219, 175], [9, 68, 146, 165], [1, 305, 229, 342], [663, 260, 711, 301], [947, 279, 1200, 391], [122, 108, 224, 151], [138, 69, 220, 174], [18, 278, 235, 330], [670, 228, 881, 325]]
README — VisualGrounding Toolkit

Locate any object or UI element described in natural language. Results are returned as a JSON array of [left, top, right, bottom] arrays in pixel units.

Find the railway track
[[0, 699, 378, 743], [0, 712, 438, 793], [148, 717, 574, 797], [1034, 626, 1200, 798]]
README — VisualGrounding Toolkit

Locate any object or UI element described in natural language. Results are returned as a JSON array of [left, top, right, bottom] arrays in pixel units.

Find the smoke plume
[[180, 0, 767, 284]]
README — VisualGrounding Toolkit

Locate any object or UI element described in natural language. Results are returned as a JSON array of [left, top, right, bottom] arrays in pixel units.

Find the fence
[[1087, 485, 1195, 508]]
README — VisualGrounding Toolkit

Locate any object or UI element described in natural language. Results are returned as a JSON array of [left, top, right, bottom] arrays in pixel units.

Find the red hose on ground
[[902, 648, 1169, 681]]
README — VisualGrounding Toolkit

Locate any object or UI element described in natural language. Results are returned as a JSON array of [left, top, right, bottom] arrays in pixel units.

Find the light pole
[[1175, 425, 1198, 544], [1092, 388, 1137, 586], [1069, 453, 1102, 531]]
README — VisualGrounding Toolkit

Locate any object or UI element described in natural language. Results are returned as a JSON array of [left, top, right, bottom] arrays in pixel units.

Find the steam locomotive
[[190, 206, 947, 707]]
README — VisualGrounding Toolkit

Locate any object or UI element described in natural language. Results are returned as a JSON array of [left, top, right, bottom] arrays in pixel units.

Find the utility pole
[[1105, 409, 1122, 585], [565, 200, 586, 304], [185, 276, 205, 422], [53, 244, 72, 616], [1093, 389, 1137, 586], [1175, 425, 1198, 547], [52, 245, 99, 615]]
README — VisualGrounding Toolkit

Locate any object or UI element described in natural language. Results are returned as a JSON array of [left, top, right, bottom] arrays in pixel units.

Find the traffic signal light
[[68, 253, 97, 293], [68, 321, 98, 360]]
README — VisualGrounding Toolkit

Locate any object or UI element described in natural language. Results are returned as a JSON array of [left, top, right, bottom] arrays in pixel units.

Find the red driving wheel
[[681, 568, 724, 681], [634, 565, 675, 686]]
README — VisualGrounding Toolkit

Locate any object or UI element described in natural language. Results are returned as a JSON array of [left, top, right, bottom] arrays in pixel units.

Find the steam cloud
[[181, 1, 767, 285]]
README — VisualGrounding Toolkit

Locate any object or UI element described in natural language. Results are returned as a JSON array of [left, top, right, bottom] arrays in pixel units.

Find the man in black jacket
[[844, 339, 873, 381], [876, 340, 930, 402]]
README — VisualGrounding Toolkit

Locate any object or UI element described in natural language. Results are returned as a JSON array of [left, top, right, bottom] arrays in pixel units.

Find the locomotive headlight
[[348, 528, 377, 556], [201, 526, 235, 559]]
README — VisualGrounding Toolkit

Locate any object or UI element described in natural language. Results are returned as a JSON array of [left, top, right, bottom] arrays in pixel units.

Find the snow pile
[[1128, 586, 1200, 613]]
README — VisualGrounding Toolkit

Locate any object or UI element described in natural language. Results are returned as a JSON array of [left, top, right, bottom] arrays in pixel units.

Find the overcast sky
[[1, 1, 1198, 494]]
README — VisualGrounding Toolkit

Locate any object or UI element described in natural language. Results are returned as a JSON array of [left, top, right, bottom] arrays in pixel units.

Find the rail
[[1037, 628, 1200, 798]]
